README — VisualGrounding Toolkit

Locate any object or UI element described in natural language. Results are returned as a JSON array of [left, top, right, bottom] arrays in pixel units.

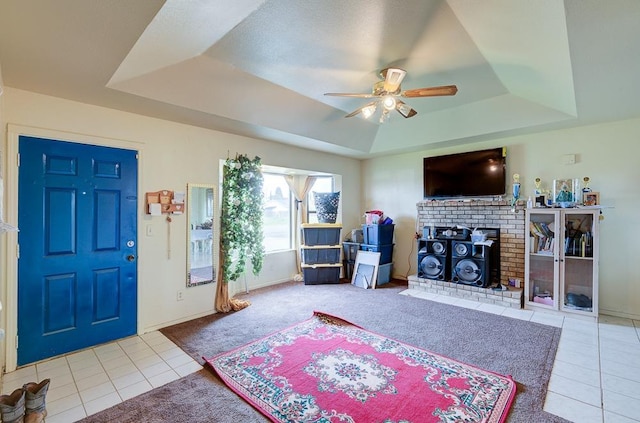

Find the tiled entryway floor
[[400, 288, 640, 423], [1, 331, 202, 422]]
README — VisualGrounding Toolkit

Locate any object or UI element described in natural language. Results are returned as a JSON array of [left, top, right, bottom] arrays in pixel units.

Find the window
[[261, 169, 336, 253], [307, 176, 334, 223], [262, 173, 292, 252]]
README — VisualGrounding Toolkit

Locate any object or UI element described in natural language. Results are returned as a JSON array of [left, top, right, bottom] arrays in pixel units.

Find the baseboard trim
[[599, 307, 640, 321]]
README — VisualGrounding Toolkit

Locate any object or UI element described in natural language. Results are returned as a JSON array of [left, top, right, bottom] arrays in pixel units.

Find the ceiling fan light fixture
[[396, 101, 417, 118], [382, 95, 396, 111], [325, 67, 458, 121], [387, 72, 402, 85], [381, 68, 407, 93], [380, 109, 391, 123], [361, 103, 377, 119]]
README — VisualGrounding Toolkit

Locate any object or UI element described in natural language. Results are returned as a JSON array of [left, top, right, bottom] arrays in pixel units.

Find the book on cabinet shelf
[[529, 221, 555, 255]]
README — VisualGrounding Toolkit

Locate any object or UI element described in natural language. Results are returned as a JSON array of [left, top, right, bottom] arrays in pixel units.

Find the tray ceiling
[[1, 0, 639, 158]]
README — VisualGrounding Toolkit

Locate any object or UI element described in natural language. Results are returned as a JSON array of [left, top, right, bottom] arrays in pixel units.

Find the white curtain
[[285, 175, 318, 276]]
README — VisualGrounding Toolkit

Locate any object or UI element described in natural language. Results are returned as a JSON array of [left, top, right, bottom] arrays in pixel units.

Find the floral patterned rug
[[204, 311, 516, 423]]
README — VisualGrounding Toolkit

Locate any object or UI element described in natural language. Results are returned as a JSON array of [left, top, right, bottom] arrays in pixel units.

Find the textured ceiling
[[1, 0, 639, 158]]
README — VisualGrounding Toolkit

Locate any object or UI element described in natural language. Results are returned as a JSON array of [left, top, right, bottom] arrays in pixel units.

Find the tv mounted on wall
[[423, 147, 506, 199]]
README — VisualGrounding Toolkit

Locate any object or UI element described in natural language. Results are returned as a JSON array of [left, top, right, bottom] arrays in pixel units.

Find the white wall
[[4, 81, 638, 366], [0, 65, 6, 374], [0, 88, 362, 348], [362, 118, 640, 319]]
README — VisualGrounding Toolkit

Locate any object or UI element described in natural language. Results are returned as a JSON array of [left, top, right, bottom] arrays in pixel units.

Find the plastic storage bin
[[301, 246, 341, 265], [302, 223, 342, 246], [362, 224, 395, 245], [349, 229, 364, 243], [343, 260, 355, 280], [376, 262, 393, 286], [342, 242, 360, 261], [360, 243, 394, 264], [302, 264, 341, 285]]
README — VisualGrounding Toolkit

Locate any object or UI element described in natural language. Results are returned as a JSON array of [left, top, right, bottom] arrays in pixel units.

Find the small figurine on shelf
[[582, 177, 592, 193], [534, 177, 542, 195], [511, 173, 521, 210], [533, 177, 550, 207], [581, 176, 593, 206]]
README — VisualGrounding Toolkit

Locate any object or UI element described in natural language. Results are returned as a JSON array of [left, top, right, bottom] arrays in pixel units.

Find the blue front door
[[18, 136, 138, 366]]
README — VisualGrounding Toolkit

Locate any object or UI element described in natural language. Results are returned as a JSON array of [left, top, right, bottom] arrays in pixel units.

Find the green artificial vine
[[221, 154, 264, 282]]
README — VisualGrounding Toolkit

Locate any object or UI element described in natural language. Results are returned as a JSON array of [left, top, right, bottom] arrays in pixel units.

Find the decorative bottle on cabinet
[[524, 209, 599, 318]]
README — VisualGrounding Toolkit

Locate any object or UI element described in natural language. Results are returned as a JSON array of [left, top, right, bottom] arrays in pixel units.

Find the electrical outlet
[[176, 290, 184, 301]]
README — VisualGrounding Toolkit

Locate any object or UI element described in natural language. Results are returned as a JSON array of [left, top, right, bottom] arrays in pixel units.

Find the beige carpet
[[79, 280, 569, 423]]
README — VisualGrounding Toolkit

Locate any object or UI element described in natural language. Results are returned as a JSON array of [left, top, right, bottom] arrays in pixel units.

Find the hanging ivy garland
[[221, 154, 264, 282]]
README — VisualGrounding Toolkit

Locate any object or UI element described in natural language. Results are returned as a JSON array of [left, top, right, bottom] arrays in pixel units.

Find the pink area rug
[[205, 311, 515, 422]]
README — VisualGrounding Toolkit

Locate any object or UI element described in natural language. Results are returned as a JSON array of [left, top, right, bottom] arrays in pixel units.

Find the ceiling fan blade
[[345, 101, 378, 118], [396, 100, 417, 118], [402, 85, 458, 98], [381, 68, 407, 93], [325, 92, 377, 98]]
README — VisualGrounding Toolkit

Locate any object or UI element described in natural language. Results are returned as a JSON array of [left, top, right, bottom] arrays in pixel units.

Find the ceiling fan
[[325, 67, 458, 122]]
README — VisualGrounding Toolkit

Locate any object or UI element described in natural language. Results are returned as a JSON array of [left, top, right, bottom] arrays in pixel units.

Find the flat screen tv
[[423, 147, 506, 198]]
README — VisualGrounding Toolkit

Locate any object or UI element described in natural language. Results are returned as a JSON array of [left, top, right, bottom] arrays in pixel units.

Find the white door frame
[[3, 124, 145, 372]]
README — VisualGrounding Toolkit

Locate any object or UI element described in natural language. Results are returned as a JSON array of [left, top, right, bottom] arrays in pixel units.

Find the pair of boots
[[0, 379, 50, 423]]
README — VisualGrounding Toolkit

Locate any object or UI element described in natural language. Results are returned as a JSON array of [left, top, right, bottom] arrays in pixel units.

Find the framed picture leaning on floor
[[351, 250, 381, 289]]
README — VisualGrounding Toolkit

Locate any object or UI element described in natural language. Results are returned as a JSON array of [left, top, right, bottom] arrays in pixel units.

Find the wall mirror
[[187, 183, 217, 287]]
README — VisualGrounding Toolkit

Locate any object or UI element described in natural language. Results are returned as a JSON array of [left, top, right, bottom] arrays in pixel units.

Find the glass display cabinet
[[525, 208, 599, 318]]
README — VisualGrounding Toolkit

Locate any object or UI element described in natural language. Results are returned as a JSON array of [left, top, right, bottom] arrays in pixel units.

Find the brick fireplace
[[408, 199, 526, 308]]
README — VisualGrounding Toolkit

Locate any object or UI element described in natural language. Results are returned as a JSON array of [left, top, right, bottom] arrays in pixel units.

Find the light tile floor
[[399, 288, 640, 423], [1, 331, 202, 423]]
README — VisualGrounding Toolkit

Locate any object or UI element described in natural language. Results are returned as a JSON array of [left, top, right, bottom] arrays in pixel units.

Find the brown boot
[[0, 388, 25, 423], [23, 379, 50, 423]]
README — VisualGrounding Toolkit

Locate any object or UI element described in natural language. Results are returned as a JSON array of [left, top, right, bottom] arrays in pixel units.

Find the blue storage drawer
[[342, 242, 360, 261], [302, 223, 342, 246], [343, 259, 355, 281], [376, 262, 393, 286], [301, 246, 341, 264], [360, 243, 394, 264], [362, 224, 395, 245], [302, 264, 341, 285]]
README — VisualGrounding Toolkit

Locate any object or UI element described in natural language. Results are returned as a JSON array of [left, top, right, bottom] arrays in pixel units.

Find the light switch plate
[[562, 154, 576, 165]]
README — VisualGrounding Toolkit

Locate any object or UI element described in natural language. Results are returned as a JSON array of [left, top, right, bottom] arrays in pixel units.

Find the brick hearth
[[413, 199, 526, 307], [407, 276, 523, 308]]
